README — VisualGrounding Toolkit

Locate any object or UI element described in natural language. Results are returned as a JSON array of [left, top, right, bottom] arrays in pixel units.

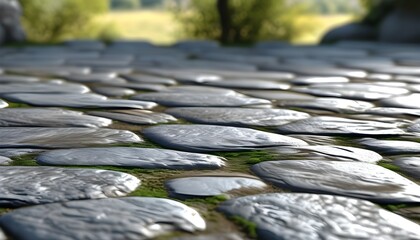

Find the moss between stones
[[6, 102, 32, 108], [229, 216, 257, 239], [10, 154, 38, 166]]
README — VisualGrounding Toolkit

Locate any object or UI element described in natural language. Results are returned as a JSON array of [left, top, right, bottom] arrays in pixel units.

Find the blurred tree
[[141, 0, 164, 8], [176, 0, 309, 45], [19, 0, 108, 42], [359, 0, 394, 25], [110, 0, 140, 10]]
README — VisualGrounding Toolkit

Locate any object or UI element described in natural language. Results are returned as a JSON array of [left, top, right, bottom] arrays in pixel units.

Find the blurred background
[[18, 0, 376, 45]]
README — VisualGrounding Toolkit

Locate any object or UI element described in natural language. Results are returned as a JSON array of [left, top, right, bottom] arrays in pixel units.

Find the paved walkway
[[0, 40, 419, 239]]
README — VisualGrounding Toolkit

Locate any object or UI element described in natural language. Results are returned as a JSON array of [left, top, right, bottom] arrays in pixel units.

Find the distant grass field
[[96, 10, 354, 45]]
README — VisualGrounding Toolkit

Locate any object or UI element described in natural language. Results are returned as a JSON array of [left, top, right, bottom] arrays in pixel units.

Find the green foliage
[[230, 216, 257, 238], [307, 0, 361, 14], [19, 0, 110, 43], [110, 0, 140, 10], [175, 0, 310, 44]]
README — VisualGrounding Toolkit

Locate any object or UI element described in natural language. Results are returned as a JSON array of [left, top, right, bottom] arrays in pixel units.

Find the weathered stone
[[4, 93, 157, 109], [239, 90, 315, 101], [0, 127, 141, 148], [358, 138, 420, 155], [279, 97, 374, 113], [407, 119, 420, 132], [0, 148, 44, 158], [271, 145, 382, 163], [0, 156, 11, 165], [143, 124, 307, 152], [37, 147, 225, 170], [380, 94, 420, 109], [0, 166, 139, 207], [202, 79, 290, 90], [172, 233, 243, 240], [91, 86, 136, 97], [131, 92, 270, 107], [290, 76, 349, 85], [166, 107, 309, 127], [0, 82, 89, 95], [166, 174, 267, 198], [88, 110, 177, 125], [0, 197, 205, 240], [122, 73, 177, 85], [277, 116, 405, 136], [0, 108, 112, 127], [218, 193, 420, 240], [366, 107, 420, 118], [0, 74, 38, 83], [252, 160, 420, 203]]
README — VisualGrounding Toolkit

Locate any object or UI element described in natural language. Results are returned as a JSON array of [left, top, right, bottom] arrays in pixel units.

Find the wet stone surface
[[143, 124, 308, 152], [1, 42, 420, 239], [252, 160, 420, 204], [218, 193, 420, 240], [0, 127, 142, 148], [36, 147, 225, 170], [166, 107, 309, 127], [0, 166, 140, 207], [0, 197, 205, 240]]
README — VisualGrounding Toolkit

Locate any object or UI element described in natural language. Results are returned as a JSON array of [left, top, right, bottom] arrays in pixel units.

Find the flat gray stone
[[161, 85, 237, 95], [252, 160, 420, 203], [0, 127, 141, 148], [279, 97, 374, 113], [290, 76, 349, 85], [218, 193, 420, 240], [277, 116, 405, 136], [7, 66, 90, 76], [272, 145, 382, 163], [4, 93, 157, 109], [122, 73, 177, 85], [143, 124, 307, 152], [239, 90, 315, 101], [380, 94, 420, 109], [0, 99, 7, 108], [0, 197, 205, 240], [131, 92, 270, 107], [366, 107, 420, 118], [394, 157, 420, 180], [88, 110, 177, 125], [0, 166, 140, 207], [0, 75, 38, 83], [62, 72, 121, 83], [202, 79, 290, 90], [166, 174, 267, 198], [166, 107, 309, 127], [359, 138, 420, 155], [91, 86, 136, 97], [0, 108, 112, 127], [408, 119, 420, 132], [0, 156, 11, 165], [294, 83, 409, 100], [0, 82, 89, 95], [36, 147, 225, 170], [172, 233, 242, 240]]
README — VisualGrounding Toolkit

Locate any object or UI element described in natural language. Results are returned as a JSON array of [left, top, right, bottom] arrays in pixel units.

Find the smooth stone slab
[[218, 193, 420, 240], [88, 110, 177, 125], [166, 107, 309, 127], [272, 145, 382, 163], [131, 92, 270, 107], [107, 82, 167, 91], [0, 75, 38, 83], [143, 124, 308, 152], [62, 72, 121, 83], [166, 174, 267, 198], [290, 76, 349, 85], [0, 197, 205, 240], [394, 157, 420, 179], [161, 85, 237, 95], [252, 160, 420, 203], [0, 127, 142, 148], [0, 108, 112, 127], [239, 90, 315, 101], [366, 107, 420, 118], [202, 79, 290, 90], [91, 86, 136, 97], [260, 64, 367, 78], [4, 93, 157, 109], [0, 82, 89, 95], [7, 66, 90, 76], [294, 83, 409, 100], [380, 94, 420, 109], [279, 97, 374, 113], [359, 138, 420, 155], [0, 166, 140, 207], [36, 147, 225, 170], [122, 73, 177, 85], [172, 233, 242, 240], [277, 116, 405, 136]]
